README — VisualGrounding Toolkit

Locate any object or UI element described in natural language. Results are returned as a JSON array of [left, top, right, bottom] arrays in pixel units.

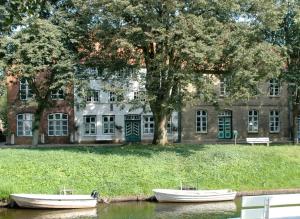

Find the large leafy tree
[[0, 18, 74, 145], [71, 0, 284, 145], [0, 0, 57, 34], [268, 1, 300, 143]]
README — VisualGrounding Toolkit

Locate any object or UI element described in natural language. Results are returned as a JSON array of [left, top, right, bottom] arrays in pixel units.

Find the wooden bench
[[230, 194, 300, 219], [246, 137, 271, 146]]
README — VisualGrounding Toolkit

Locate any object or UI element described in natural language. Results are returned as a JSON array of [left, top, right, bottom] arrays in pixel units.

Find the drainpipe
[[288, 93, 292, 141], [177, 110, 182, 143]]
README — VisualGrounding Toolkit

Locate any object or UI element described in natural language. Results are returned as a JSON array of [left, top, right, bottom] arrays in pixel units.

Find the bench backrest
[[242, 194, 300, 207], [246, 137, 270, 143], [242, 194, 300, 219], [241, 206, 300, 219]]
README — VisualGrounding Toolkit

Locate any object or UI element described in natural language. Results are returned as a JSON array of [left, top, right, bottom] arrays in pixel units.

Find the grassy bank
[[0, 144, 299, 199]]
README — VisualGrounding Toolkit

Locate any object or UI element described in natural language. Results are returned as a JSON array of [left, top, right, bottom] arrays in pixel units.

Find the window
[[48, 113, 68, 136], [86, 90, 100, 102], [17, 113, 33, 136], [84, 115, 96, 135], [102, 115, 115, 134], [109, 92, 116, 102], [167, 117, 172, 134], [269, 79, 280, 96], [20, 79, 33, 100], [51, 89, 64, 100], [196, 110, 207, 133], [219, 78, 227, 96], [143, 116, 154, 134], [248, 110, 259, 133], [133, 91, 145, 101], [269, 110, 280, 133]]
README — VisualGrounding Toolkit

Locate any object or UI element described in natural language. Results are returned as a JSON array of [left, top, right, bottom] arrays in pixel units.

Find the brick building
[[181, 79, 299, 143], [6, 72, 300, 145], [6, 75, 75, 145]]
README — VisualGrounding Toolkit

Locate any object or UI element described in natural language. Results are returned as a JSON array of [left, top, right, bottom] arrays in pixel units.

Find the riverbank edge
[[1, 188, 300, 207]]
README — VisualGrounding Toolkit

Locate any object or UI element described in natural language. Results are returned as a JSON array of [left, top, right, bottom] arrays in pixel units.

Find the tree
[[0, 18, 74, 145], [72, 0, 284, 145], [0, 0, 58, 34], [265, 1, 300, 143]]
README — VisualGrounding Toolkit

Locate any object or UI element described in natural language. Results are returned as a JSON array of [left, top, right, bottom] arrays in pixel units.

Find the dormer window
[[133, 91, 146, 101], [269, 79, 280, 96], [19, 78, 33, 100], [86, 90, 100, 102], [51, 89, 64, 100], [109, 92, 116, 102], [219, 78, 227, 97]]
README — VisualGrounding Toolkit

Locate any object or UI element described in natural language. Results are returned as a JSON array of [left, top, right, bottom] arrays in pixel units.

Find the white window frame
[[196, 110, 208, 133], [51, 89, 64, 100], [19, 79, 33, 100], [269, 110, 280, 133], [48, 113, 68, 136], [133, 91, 146, 101], [102, 115, 115, 134], [219, 78, 227, 97], [269, 79, 280, 96], [143, 115, 154, 134], [17, 113, 33, 136], [109, 92, 116, 103], [86, 90, 100, 103], [248, 110, 259, 133], [83, 115, 97, 136], [167, 117, 172, 134]]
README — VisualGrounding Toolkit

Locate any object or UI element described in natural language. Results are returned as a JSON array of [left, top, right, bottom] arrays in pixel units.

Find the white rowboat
[[153, 189, 237, 203], [10, 194, 97, 209]]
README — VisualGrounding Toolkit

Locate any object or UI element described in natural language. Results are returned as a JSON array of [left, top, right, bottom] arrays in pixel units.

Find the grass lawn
[[0, 144, 299, 199]]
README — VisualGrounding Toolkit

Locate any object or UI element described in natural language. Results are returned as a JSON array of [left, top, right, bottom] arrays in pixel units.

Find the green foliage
[[0, 0, 58, 34], [73, 0, 284, 102], [67, 0, 285, 143], [0, 16, 76, 144], [267, 1, 300, 97], [0, 144, 299, 199]]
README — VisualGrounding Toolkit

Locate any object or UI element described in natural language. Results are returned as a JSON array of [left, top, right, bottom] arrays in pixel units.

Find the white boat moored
[[10, 193, 98, 209], [153, 189, 237, 203]]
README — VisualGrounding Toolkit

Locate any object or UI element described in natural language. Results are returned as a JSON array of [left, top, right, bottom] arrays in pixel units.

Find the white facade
[[75, 79, 178, 143]]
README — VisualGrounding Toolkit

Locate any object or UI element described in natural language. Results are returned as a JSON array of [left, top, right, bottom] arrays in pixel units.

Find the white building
[[74, 78, 178, 143]]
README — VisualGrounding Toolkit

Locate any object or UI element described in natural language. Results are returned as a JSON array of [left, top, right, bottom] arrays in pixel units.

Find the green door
[[125, 115, 141, 143], [218, 111, 232, 139]]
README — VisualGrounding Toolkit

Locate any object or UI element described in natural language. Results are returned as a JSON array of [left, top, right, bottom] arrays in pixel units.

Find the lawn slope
[[0, 144, 299, 199]]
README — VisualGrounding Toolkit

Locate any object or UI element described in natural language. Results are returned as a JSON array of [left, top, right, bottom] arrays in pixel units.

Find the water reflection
[[155, 202, 236, 215], [0, 208, 98, 219], [0, 200, 240, 219]]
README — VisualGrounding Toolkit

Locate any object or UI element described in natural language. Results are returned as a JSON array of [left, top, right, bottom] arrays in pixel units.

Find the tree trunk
[[151, 106, 169, 145], [32, 106, 44, 146], [292, 103, 299, 144]]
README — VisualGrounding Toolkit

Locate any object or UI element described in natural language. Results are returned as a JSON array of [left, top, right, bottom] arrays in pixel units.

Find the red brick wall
[[7, 75, 75, 145]]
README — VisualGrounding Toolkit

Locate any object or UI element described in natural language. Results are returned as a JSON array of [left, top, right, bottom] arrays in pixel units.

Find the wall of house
[[6, 75, 75, 145], [75, 79, 179, 143], [181, 80, 291, 143]]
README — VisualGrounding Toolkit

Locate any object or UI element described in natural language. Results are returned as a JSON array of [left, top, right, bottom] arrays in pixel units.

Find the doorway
[[218, 111, 232, 139], [125, 115, 141, 143]]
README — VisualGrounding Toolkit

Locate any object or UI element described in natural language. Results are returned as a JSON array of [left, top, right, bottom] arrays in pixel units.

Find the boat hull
[[153, 189, 237, 203], [10, 194, 97, 209]]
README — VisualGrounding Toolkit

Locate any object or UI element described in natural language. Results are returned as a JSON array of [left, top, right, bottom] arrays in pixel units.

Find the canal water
[[0, 199, 241, 219]]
